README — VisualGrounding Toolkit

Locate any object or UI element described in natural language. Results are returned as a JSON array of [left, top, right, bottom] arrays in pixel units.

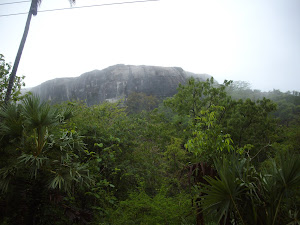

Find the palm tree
[[4, 0, 75, 104], [0, 95, 92, 224], [200, 153, 300, 225], [0, 94, 89, 191]]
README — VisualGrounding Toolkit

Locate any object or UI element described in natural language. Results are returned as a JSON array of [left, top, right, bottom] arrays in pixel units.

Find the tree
[[185, 106, 235, 164], [164, 78, 281, 224], [0, 95, 92, 224], [164, 77, 232, 123], [125, 92, 159, 114], [200, 152, 300, 225], [164, 78, 236, 224], [223, 98, 277, 159], [226, 80, 264, 100], [4, 0, 75, 104], [0, 54, 25, 104]]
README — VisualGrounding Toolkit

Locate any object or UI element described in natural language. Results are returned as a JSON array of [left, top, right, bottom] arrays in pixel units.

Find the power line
[[0, 0, 105, 7], [0, 0, 160, 17], [0, 0, 30, 6]]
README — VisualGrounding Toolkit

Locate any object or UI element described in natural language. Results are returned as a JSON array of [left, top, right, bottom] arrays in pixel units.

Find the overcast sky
[[1, 0, 300, 91]]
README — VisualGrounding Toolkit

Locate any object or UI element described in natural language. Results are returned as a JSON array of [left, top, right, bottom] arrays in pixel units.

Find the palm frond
[[58, 105, 74, 123], [48, 163, 91, 192], [276, 153, 300, 190], [0, 103, 23, 137], [201, 155, 247, 225], [21, 95, 58, 129], [18, 153, 49, 178], [0, 165, 18, 192], [263, 153, 300, 225]]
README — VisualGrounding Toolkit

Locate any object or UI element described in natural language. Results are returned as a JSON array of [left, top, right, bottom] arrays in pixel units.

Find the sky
[[0, 0, 300, 92]]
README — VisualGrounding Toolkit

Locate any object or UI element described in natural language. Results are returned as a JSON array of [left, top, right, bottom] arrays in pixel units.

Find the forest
[[1, 54, 300, 225]]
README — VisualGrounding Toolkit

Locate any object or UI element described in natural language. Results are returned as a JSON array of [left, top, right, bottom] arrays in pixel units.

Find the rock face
[[31, 64, 210, 105]]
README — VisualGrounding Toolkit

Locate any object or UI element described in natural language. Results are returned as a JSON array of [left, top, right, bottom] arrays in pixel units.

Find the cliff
[[31, 64, 210, 105]]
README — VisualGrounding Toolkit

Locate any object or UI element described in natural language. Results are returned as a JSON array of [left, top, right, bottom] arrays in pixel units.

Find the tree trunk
[[4, 1, 35, 104]]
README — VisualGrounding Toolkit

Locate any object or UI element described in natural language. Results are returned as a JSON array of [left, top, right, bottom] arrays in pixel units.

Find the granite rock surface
[[31, 64, 211, 105]]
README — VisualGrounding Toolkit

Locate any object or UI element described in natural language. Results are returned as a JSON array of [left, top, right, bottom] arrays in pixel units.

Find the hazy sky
[[1, 0, 300, 91]]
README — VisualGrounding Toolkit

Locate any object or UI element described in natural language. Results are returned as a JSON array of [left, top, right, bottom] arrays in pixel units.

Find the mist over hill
[[30, 64, 211, 105]]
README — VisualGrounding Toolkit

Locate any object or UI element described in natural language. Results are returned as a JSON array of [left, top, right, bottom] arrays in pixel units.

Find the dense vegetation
[[0, 55, 299, 225]]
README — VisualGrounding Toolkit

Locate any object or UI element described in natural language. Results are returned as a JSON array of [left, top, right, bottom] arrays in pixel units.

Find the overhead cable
[[0, 0, 160, 17], [0, 1, 30, 6]]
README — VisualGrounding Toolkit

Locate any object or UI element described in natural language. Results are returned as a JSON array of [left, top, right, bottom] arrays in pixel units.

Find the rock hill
[[31, 64, 211, 105]]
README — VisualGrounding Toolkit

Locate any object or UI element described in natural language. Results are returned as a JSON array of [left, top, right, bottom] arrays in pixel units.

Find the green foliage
[[226, 80, 263, 100], [0, 95, 92, 224], [164, 77, 232, 121], [164, 78, 230, 119], [0, 98, 91, 192], [164, 78, 236, 163], [225, 85, 300, 159], [201, 156, 247, 224], [185, 106, 235, 163], [263, 153, 300, 225], [106, 186, 194, 225], [56, 100, 192, 224], [126, 92, 159, 114], [0, 74, 299, 224], [0, 54, 25, 104], [200, 152, 300, 225], [163, 137, 187, 172], [227, 82, 300, 127], [0, 103, 23, 137], [163, 77, 299, 224], [223, 98, 277, 159]]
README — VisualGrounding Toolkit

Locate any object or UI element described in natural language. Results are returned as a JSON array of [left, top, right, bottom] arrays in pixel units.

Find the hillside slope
[[31, 64, 210, 105]]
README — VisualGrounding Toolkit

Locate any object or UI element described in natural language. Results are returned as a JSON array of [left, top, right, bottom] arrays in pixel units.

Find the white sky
[[0, 0, 300, 91]]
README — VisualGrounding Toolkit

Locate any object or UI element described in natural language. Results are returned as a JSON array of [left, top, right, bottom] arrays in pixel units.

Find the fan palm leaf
[[21, 95, 58, 128], [201, 152, 300, 225], [21, 95, 59, 156], [201, 155, 247, 225], [0, 103, 23, 138], [263, 153, 300, 225]]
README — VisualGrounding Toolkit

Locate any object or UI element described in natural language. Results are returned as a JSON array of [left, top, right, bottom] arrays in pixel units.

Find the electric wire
[[0, 0, 30, 6], [0, 0, 160, 17]]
